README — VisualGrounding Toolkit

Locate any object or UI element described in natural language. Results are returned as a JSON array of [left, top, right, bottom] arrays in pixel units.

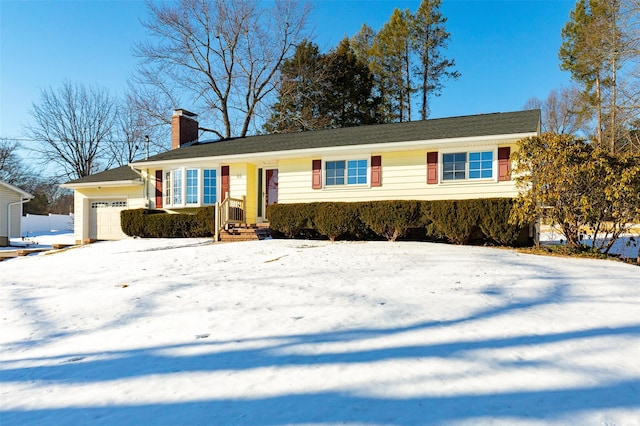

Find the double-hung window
[[469, 152, 493, 179], [186, 169, 199, 205], [173, 169, 183, 204], [442, 153, 467, 181], [203, 169, 217, 204], [325, 159, 368, 186], [163, 168, 218, 207], [442, 151, 493, 181]]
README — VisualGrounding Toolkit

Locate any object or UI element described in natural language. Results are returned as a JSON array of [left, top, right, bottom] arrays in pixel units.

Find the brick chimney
[[171, 109, 199, 149]]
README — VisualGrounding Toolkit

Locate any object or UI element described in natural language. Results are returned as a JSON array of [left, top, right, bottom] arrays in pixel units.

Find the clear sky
[[1, 0, 575, 156]]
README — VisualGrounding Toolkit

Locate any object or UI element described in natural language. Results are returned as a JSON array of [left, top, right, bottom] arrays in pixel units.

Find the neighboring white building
[[0, 181, 33, 246]]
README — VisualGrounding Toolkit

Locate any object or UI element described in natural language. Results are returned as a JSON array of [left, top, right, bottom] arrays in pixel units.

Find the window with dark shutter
[[427, 152, 438, 184]]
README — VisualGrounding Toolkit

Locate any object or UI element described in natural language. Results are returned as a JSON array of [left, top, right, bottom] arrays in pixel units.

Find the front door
[[265, 169, 278, 220]]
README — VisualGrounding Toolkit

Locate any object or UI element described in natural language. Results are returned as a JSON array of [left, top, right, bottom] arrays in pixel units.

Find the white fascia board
[[0, 181, 34, 199], [60, 179, 143, 189], [131, 132, 536, 168]]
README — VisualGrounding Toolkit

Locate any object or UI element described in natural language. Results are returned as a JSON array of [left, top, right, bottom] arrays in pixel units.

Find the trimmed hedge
[[426, 200, 480, 245], [358, 200, 422, 241], [267, 202, 316, 238], [268, 199, 529, 246], [121, 206, 216, 238], [314, 202, 359, 242]]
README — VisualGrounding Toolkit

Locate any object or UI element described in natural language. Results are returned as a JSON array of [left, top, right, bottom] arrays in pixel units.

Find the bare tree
[[132, 0, 311, 140], [108, 95, 170, 166], [523, 86, 588, 135], [544, 87, 590, 135], [27, 81, 116, 180], [0, 139, 38, 188]]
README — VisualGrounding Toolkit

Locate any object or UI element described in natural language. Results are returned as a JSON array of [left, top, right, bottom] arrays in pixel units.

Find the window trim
[[439, 148, 497, 183], [163, 167, 218, 208], [322, 155, 370, 189]]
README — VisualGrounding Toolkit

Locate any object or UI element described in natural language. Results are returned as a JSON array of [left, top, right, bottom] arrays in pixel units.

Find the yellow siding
[[228, 164, 247, 200], [278, 146, 519, 204], [244, 164, 257, 224]]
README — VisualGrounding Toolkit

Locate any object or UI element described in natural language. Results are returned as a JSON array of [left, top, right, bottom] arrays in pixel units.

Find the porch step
[[219, 223, 272, 243]]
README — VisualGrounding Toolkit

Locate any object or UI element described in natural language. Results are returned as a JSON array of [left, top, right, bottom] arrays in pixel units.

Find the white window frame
[[322, 155, 370, 189], [440, 148, 497, 183], [163, 167, 219, 208]]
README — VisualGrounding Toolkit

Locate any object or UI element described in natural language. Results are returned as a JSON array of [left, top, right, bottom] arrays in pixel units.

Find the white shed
[[0, 181, 33, 246]]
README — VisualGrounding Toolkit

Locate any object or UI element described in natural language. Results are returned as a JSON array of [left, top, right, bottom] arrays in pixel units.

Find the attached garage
[[61, 166, 145, 244], [89, 199, 128, 240]]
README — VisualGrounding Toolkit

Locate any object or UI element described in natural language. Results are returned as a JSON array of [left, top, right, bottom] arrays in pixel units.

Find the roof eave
[[0, 181, 34, 199], [60, 179, 144, 189], [130, 131, 537, 168]]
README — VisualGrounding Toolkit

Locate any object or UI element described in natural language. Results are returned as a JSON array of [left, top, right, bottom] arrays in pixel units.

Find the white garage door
[[89, 200, 128, 240]]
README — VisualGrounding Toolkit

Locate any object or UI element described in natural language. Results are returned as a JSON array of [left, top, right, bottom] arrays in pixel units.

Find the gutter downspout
[[7, 197, 32, 244]]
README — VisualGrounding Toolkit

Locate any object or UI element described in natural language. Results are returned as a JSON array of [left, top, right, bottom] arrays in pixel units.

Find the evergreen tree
[[372, 8, 413, 122], [263, 41, 330, 133], [264, 39, 380, 133], [350, 23, 376, 66], [559, 0, 626, 152], [322, 38, 381, 127], [411, 0, 460, 120]]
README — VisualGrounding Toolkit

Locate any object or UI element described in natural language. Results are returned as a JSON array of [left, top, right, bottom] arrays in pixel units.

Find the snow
[[1, 231, 76, 251], [1, 235, 639, 425]]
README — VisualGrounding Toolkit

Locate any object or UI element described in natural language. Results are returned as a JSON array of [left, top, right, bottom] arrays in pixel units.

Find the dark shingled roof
[[136, 109, 541, 163], [65, 165, 141, 185], [66, 110, 539, 185]]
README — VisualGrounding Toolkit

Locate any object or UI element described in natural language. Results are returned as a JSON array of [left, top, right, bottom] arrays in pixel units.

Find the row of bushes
[[121, 206, 216, 238], [267, 199, 529, 246]]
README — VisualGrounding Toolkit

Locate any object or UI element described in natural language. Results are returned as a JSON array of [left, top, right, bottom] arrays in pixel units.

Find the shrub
[[265, 199, 529, 247], [193, 206, 216, 237], [120, 207, 216, 238], [426, 200, 480, 245], [268, 203, 315, 238], [313, 202, 357, 241], [121, 209, 163, 237], [477, 198, 523, 246], [358, 200, 421, 241]]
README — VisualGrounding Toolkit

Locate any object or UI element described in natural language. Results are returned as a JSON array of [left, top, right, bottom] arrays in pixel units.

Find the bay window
[[163, 168, 217, 207]]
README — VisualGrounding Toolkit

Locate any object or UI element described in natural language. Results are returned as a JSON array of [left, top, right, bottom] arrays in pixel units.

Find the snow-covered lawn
[[1, 237, 638, 425]]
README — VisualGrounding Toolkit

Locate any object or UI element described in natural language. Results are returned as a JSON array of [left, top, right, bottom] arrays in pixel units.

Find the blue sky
[[1, 0, 574, 149]]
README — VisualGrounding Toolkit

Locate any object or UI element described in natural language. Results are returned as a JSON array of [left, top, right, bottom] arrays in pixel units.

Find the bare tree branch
[[26, 81, 116, 180], [132, 0, 310, 139]]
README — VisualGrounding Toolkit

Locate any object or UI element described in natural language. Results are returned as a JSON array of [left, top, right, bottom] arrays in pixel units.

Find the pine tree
[[323, 38, 381, 127], [372, 8, 413, 122], [264, 39, 381, 133], [411, 0, 460, 120], [263, 41, 330, 133], [559, 0, 625, 152]]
